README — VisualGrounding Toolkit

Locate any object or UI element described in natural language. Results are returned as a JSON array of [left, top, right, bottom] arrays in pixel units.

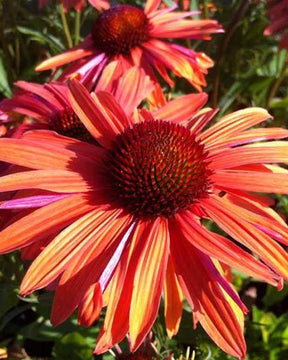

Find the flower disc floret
[[49, 107, 94, 142], [92, 5, 150, 56], [107, 120, 212, 218]]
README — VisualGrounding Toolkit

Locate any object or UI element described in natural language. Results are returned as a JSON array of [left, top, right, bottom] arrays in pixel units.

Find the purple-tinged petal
[[0, 194, 72, 209]]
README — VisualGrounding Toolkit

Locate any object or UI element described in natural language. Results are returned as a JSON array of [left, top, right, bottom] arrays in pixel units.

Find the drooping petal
[[201, 196, 288, 281], [170, 222, 246, 359], [94, 60, 122, 93], [219, 193, 288, 246], [95, 221, 148, 354], [14, 81, 64, 109], [0, 194, 95, 254], [143, 40, 194, 80], [164, 255, 183, 338], [175, 210, 280, 286], [225, 189, 287, 229], [50, 211, 132, 325], [189, 108, 219, 134], [21, 236, 53, 261], [129, 217, 170, 351], [78, 282, 103, 327], [20, 205, 114, 295]]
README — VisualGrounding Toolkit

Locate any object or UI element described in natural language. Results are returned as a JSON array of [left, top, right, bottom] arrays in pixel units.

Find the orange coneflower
[[264, 0, 288, 48], [36, 0, 223, 100], [0, 67, 153, 142], [0, 81, 288, 359]]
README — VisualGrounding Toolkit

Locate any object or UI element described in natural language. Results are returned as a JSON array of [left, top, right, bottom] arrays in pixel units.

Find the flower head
[[36, 0, 223, 100], [0, 81, 288, 359], [0, 68, 154, 141]]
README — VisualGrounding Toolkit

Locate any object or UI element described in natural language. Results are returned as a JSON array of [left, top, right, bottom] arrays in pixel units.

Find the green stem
[[59, 3, 73, 48], [267, 63, 288, 107], [203, 0, 209, 19], [74, 10, 81, 46], [211, 0, 250, 108]]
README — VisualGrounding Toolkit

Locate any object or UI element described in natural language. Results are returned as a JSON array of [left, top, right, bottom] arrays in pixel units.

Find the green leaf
[[0, 284, 19, 318], [263, 285, 288, 308], [16, 26, 65, 53], [0, 51, 12, 97], [53, 332, 93, 360]]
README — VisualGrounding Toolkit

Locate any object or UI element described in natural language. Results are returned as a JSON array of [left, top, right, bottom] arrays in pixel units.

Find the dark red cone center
[[49, 107, 94, 143], [107, 120, 212, 219], [92, 5, 150, 56]]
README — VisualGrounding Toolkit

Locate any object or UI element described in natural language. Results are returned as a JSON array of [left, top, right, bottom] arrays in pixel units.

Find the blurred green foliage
[[0, 0, 288, 359]]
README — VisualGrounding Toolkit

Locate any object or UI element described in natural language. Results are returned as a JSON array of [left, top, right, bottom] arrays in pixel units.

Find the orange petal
[[144, 0, 161, 15], [170, 225, 246, 359], [153, 93, 207, 125], [143, 40, 194, 80], [201, 108, 272, 145], [78, 282, 103, 327], [175, 210, 280, 286], [0, 169, 93, 193], [36, 47, 94, 72], [189, 108, 218, 134], [209, 141, 288, 169], [51, 211, 131, 325], [129, 217, 170, 351], [68, 79, 119, 147], [212, 169, 288, 194], [164, 255, 183, 338], [207, 128, 288, 151], [95, 60, 122, 92], [93, 91, 131, 129], [95, 221, 150, 354], [22, 130, 105, 161], [0, 193, 95, 254], [0, 137, 97, 171], [20, 205, 113, 295], [219, 194, 288, 246], [150, 18, 223, 39], [114, 67, 154, 116], [202, 196, 288, 281]]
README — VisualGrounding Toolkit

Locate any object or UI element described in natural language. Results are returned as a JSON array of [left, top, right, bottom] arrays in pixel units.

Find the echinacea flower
[[0, 81, 288, 359], [0, 67, 153, 142], [264, 0, 288, 48], [36, 0, 223, 100]]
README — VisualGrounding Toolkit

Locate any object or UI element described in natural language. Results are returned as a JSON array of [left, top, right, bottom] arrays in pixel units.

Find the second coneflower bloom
[[0, 81, 288, 359], [0, 67, 153, 142], [36, 0, 223, 100]]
